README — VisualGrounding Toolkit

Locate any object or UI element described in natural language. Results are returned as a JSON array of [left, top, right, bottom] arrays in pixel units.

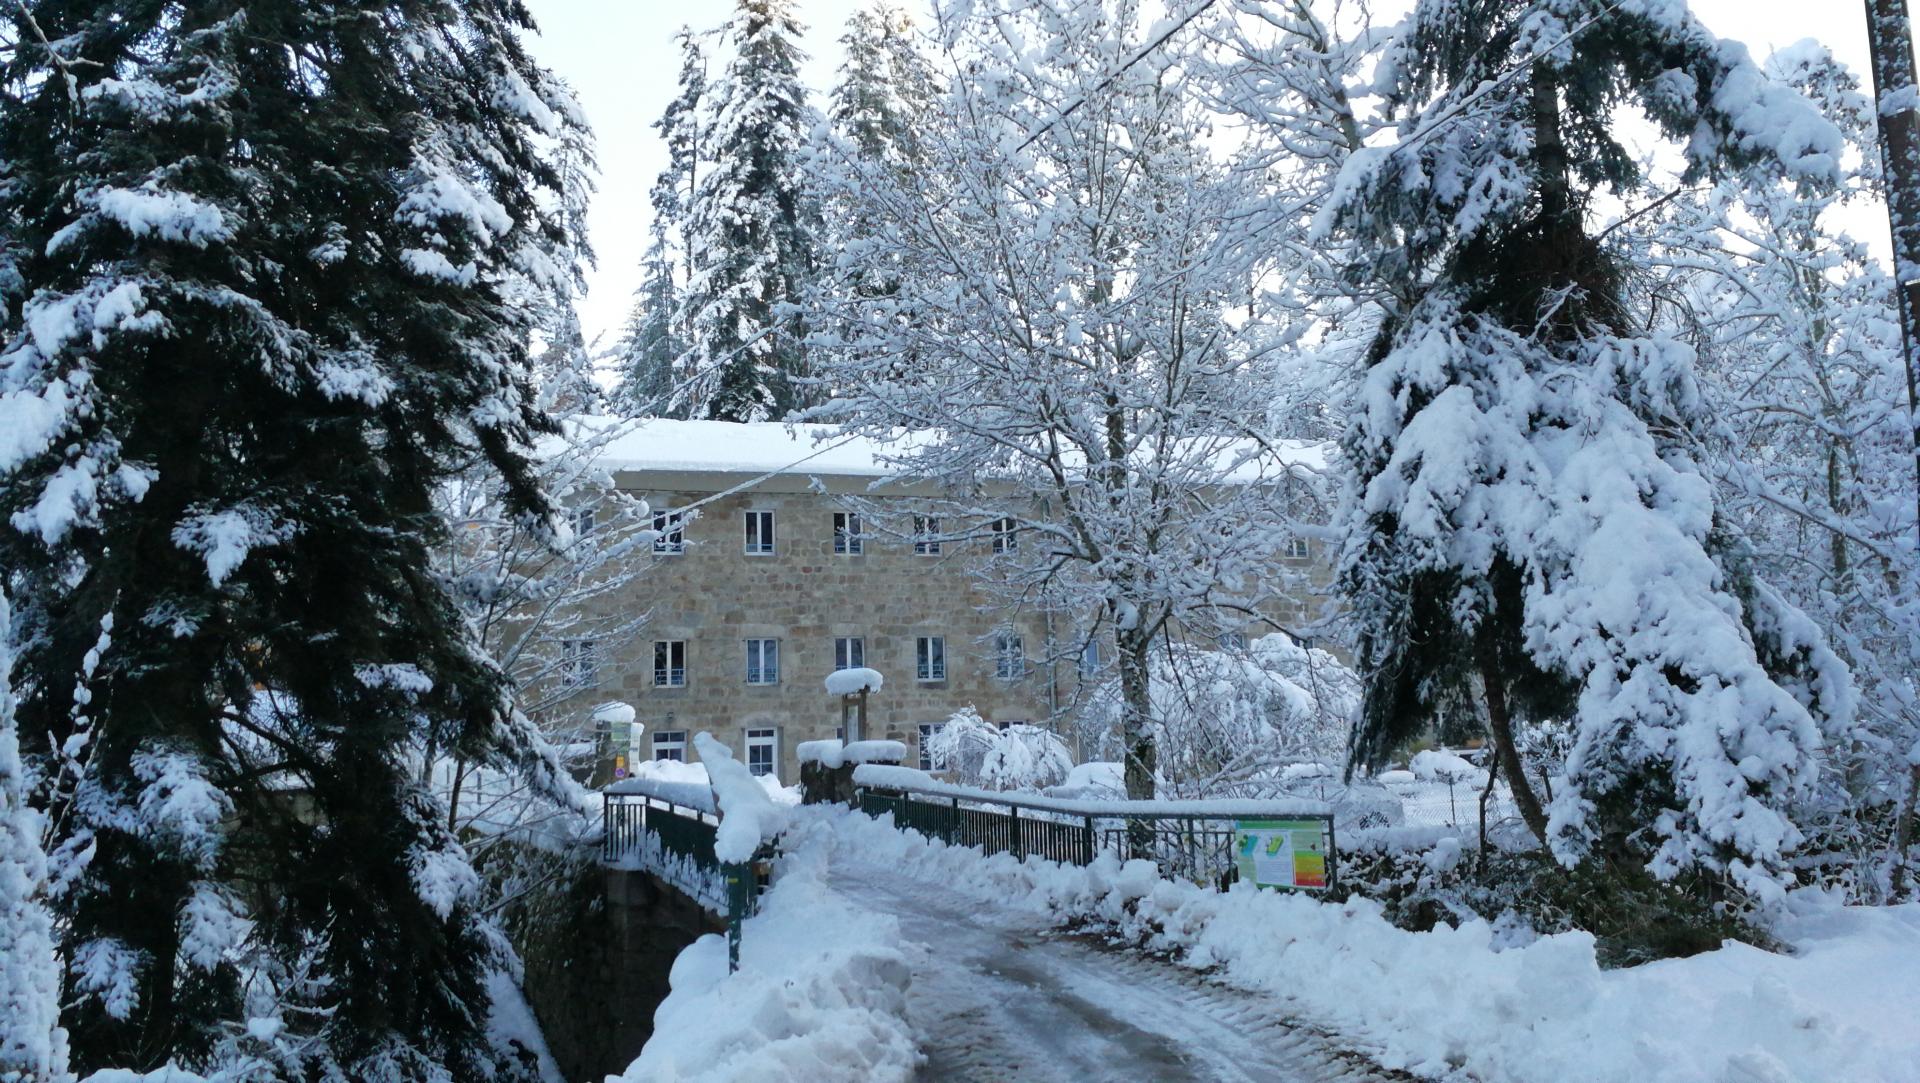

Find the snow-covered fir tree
[[615, 27, 706, 417], [1324, 0, 1856, 902], [0, 1, 586, 1076], [807, 0, 1311, 803], [829, 1, 936, 169], [684, 0, 816, 422]]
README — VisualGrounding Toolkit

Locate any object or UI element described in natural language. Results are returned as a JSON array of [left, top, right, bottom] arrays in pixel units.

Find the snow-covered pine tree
[[829, 1, 936, 169], [0, 1, 583, 1076], [684, 0, 816, 422], [0, 584, 67, 1083], [615, 28, 705, 417], [807, 0, 1306, 803], [1326, 0, 1855, 902]]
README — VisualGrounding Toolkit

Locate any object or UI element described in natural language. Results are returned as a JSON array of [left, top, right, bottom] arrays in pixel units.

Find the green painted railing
[[855, 783, 1337, 891], [603, 788, 771, 971]]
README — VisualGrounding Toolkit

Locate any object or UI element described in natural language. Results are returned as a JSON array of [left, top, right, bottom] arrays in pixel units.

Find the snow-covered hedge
[[615, 847, 917, 1083]]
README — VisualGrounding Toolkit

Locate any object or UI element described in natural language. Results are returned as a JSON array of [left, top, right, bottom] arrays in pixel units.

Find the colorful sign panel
[[1234, 819, 1331, 891], [613, 754, 628, 781]]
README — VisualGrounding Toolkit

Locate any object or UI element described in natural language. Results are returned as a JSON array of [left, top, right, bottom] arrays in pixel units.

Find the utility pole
[[1864, 0, 1920, 898]]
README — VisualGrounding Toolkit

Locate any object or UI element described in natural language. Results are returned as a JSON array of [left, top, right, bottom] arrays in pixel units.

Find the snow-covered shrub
[[927, 708, 1072, 792], [1079, 634, 1360, 798]]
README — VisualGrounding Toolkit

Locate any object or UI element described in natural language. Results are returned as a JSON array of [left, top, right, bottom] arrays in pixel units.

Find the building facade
[[555, 421, 1062, 783], [545, 420, 1331, 785]]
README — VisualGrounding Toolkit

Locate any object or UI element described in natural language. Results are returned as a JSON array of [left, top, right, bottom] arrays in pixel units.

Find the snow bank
[[614, 847, 917, 1083], [823, 666, 884, 695], [694, 733, 788, 862], [808, 807, 1920, 1083]]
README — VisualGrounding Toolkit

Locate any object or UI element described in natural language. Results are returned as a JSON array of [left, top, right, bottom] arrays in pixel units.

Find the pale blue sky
[[518, 0, 1878, 350]]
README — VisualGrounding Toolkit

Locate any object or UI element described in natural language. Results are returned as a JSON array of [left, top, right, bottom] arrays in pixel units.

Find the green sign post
[[1233, 818, 1334, 892]]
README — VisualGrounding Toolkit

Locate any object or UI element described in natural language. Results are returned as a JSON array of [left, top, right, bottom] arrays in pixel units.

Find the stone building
[[545, 419, 1330, 785], [551, 421, 1058, 783]]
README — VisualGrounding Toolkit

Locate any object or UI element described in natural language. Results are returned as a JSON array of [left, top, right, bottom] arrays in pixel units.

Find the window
[[653, 730, 687, 762], [1285, 536, 1311, 559], [653, 640, 686, 687], [560, 638, 598, 689], [1079, 639, 1102, 677], [833, 511, 863, 555], [1218, 631, 1248, 651], [746, 728, 778, 778], [744, 510, 775, 556], [990, 517, 1018, 554], [918, 723, 941, 771], [745, 638, 780, 685], [916, 636, 946, 681], [834, 636, 865, 671], [652, 508, 685, 554], [570, 503, 596, 539], [995, 634, 1025, 680], [912, 515, 941, 555]]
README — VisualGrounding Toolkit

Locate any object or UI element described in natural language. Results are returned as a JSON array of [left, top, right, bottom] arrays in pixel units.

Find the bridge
[[597, 742, 1404, 1082]]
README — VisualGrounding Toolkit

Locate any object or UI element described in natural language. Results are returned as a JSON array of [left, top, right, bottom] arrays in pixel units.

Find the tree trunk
[[1116, 622, 1155, 860], [1865, 0, 1920, 576], [1895, 762, 1920, 900], [1479, 653, 1550, 846]]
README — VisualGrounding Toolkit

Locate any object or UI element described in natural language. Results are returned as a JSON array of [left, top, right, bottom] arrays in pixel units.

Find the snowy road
[[828, 860, 1403, 1083]]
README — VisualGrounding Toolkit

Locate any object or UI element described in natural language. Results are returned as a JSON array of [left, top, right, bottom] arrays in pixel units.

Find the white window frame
[[744, 509, 776, 556], [1285, 536, 1311, 559], [560, 638, 599, 689], [745, 727, 779, 779], [570, 502, 596, 539], [1218, 631, 1248, 651], [913, 515, 941, 555], [995, 634, 1025, 680], [916, 636, 946, 682], [653, 640, 686, 687], [652, 729, 687, 762], [834, 636, 865, 671], [833, 511, 863, 555], [1079, 639, 1102, 678], [990, 516, 1017, 554], [745, 638, 780, 685], [652, 508, 685, 554], [918, 723, 941, 771]]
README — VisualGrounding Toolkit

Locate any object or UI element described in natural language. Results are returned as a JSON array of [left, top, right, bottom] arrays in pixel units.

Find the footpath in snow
[[623, 805, 1920, 1083]]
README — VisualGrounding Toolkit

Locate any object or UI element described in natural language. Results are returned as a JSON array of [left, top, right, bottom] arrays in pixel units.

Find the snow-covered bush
[[1079, 634, 1359, 798], [927, 708, 1073, 793]]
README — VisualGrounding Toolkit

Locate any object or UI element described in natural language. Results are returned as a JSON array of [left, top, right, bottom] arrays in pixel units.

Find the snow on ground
[[803, 805, 1920, 1083], [612, 844, 917, 1083]]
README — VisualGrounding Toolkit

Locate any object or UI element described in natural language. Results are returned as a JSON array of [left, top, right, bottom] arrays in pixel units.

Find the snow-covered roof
[[571, 418, 900, 477], [559, 417, 1331, 482]]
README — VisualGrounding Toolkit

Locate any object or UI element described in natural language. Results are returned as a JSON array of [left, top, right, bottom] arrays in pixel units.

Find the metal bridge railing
[[854, 778, 1337, 891], [603, 785, 771, 970]]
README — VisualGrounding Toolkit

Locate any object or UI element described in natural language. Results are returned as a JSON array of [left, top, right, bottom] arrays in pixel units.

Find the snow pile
[[694, 733, 788, 862], [1409, 749, 1484, 785], [797, 739, 844, 767], [1044, 760, 1125, 800], [823, 667, 884, 695], [842, 740, 905, 766], [615, 848, 917, 1083], [810, 807, 1920, 1083], [614, 757, 800, 806], [798, 740, 906, 770]]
